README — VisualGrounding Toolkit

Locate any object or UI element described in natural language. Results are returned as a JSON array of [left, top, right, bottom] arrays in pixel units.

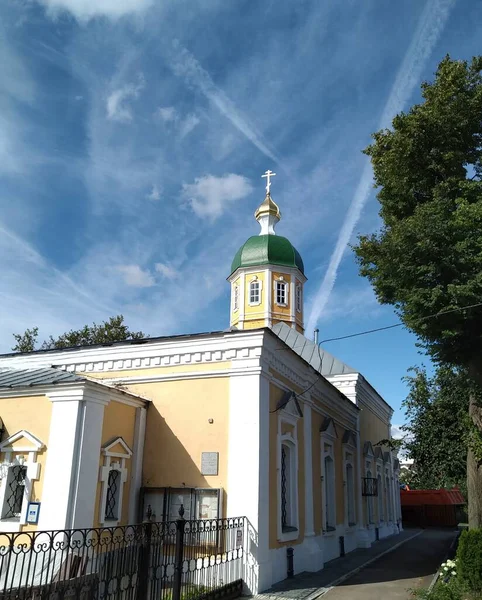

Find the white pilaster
[[38, 389, 83, 531], [227, 364, 271, 594], [302, 401, 323, 571], [39, 386, 107, 531], [304, 401, 314, 536], [70, 391, 107, 528], [355, 422, 370, 548], [129, 407, 147, 523]]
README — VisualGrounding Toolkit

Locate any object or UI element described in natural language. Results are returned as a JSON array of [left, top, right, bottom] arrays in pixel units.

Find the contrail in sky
[[306, 0, 456, 337], [169, 41, 281, 164]]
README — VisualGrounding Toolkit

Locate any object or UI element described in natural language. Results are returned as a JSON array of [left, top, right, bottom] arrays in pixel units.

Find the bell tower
[[228, 170, 306, 332]]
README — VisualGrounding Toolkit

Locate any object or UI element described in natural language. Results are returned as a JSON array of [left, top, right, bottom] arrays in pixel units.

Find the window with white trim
[[386, 471, 393, 522], [233, 285, 239, 311], [366, 465, 374, 525], [377, 469, 384, 522], [323, 442, 336, 531], [105, 469, 121, 521], [99, 437, 132, 526], [345, 453, 356, 527], [280, 441, 297, 531], [296, 284, 302, 312], [2, 465, 26, 519], [0, 430, 44, 530], [249, 279, 261, 305], [276, 280, 287, 305]]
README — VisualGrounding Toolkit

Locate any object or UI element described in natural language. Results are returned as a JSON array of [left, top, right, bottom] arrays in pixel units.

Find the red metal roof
[[400, 488, 465, 506]]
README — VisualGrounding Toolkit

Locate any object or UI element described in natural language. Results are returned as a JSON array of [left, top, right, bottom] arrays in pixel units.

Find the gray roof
[[272, 322, 356, 376], [0, 367, 85, 389]]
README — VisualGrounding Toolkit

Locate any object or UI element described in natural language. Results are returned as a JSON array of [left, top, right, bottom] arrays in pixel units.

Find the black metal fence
[[0, 516, 246, 600]]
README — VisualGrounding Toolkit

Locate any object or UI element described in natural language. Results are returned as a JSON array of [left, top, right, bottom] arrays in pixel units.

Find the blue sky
[[1, 0, 481, 428]]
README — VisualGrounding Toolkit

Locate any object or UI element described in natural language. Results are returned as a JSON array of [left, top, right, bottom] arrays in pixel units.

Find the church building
[[0, 172, 401, 594]]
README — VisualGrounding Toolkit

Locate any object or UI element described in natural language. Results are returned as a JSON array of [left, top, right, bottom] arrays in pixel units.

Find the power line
[[275, 300, 482, 351], [318, 301, 482, 344], [270, 300, 482, 405]]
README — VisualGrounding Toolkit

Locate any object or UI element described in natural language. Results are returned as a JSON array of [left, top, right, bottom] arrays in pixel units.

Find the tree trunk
[[467, 362, 482, 529]]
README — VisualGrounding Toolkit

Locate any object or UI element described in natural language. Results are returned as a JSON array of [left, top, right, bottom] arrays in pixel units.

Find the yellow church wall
[[122, 377, 230, 515], [268, 384, 305, 550], [0, 394, 52, 532], [93, 400, 137, 527], [243, 320, 266, 330], [359, 406, 389, 449]]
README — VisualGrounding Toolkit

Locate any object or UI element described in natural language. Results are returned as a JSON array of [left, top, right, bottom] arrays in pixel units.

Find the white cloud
[[106, 77, 144, 123], [182, 173, 253, 220], [157, 106, 177, 122], [391, 425, 405, 440], [36, 0, 153, 22], [156, 107, 200, 137], [116, 265, 155, 287], [306, 0, 456, 335], [179, 113, 200, 138], [155, 263, 178, 279], [147, 184, 161, 201]]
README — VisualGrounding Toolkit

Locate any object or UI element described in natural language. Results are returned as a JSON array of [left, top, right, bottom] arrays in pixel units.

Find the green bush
[[457, 529, 482, 593], [411, 577, 465, 600]]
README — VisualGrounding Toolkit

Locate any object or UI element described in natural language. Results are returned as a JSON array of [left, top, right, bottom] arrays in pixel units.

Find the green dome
[[231, 235, 304, 275]]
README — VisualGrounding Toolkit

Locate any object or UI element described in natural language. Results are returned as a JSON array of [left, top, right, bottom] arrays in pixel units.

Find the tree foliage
[[354, 55, 482, 370], [401, 365, 475, 494], [353, 55, 482, 527], [12, 316, 146, 353]]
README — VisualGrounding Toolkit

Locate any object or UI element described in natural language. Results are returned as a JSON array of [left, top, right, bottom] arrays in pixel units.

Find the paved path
[[325, 529, 456, 599], [254, 528, 457, 600]]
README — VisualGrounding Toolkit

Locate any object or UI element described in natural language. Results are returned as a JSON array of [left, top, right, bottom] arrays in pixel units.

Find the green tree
[[12, 316, 146, 352], [353, 55, 482, 526], [402, 365, 472, 495]]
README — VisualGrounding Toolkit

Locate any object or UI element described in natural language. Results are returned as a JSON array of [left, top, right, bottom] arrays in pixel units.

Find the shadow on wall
[[142, 404, 213, 489]]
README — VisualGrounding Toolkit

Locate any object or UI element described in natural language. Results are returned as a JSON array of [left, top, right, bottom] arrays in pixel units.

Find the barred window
[[323, 452, 336, 531], [346, 462, 356, 526], [2, 466, 26, 519], [105, 469, 121, 521], [249, 280, 260, 304], [378, 472, 384, 522], [276, 281, 287, 305], [280, 442, 296, 531]]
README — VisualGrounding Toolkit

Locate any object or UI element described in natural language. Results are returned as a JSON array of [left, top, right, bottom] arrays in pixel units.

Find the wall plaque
[[201, 452, 219, 476]]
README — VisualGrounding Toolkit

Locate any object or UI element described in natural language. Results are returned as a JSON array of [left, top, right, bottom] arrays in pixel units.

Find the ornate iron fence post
[[138, 519, 153, 600], [173, 505, 186, 600]]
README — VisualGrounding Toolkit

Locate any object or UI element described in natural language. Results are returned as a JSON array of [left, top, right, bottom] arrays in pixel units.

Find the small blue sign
[[26, 502, 40, 524]]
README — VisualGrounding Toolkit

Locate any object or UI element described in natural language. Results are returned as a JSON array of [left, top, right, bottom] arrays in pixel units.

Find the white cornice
[[0, 331, 266, 377], [327, 373, 393, 424]]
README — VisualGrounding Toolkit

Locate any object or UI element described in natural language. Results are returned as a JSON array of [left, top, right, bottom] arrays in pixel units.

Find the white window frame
[[277, 393, 301, 543], [99, 437, 132, 526], [0, 430, 44, 532], [248, 277, 263, 306], [296, 284, 302, 313], [322, 441, 336, 533], [385, 468, 393, 522], [377, 465, 384, 523], [344, 451, 356, 528], [365, 461, 375, 526], [233, 284, 239, 312], [275, 278, 288, 307]]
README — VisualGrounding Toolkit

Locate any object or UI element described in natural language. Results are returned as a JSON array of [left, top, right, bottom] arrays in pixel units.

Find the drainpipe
[[314, 328, 319, 345]]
